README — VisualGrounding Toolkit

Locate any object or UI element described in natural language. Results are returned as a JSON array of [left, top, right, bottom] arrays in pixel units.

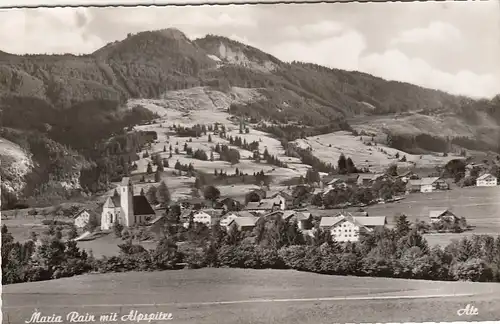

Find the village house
[[465, 163, 485, 178], [319, 212, 387, 242], [226, 215, 259, 231], [476, 173, 498, 187], [188, 208, 224, 227], [282, 211, 313, 230], [397, 171, 420, 183], [219, 211, 256, 228], [244, 194, 285, 214], [215, 197, 242, 212], [357, 173, 387, 187], [429, 209, 459, 223], [100, 177, 156, 230], [73, 209, 92, 229], [406, 177, 448, 193]]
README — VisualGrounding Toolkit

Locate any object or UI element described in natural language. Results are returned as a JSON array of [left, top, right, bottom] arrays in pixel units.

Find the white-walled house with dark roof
[[319, 212, 386, 242]]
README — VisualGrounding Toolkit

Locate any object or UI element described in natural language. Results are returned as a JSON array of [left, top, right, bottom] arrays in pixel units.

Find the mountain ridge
[[0, 27, 499, 208]]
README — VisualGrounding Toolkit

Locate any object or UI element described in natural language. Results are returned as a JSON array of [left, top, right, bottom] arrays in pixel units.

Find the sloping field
[[350, 111, 500, 146], [127, 87, 310, 197], [3, 268, 500, 323], [294, 131, 461, 173]]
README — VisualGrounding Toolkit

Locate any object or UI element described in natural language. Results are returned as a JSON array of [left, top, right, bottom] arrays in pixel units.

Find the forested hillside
[[0, 28, 499, 208]]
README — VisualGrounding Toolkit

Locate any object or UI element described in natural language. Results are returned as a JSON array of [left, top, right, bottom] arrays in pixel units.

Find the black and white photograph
[[1, 1, 500, 323]]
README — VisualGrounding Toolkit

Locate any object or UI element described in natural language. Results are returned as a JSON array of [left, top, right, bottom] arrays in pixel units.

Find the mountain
[[0, 28, 499, 208]]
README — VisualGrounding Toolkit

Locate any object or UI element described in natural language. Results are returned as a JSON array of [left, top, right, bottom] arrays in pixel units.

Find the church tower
[[120, 177, 134, 227]]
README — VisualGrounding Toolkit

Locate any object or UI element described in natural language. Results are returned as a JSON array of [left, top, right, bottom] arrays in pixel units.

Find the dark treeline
[[0, 97, 157, 208], [387, 133, 497, 154], [3, 214, 500, 285]]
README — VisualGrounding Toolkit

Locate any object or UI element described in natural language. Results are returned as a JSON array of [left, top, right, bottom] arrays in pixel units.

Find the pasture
[[313, 185, 500, 246], [3, 268, 500, 323]]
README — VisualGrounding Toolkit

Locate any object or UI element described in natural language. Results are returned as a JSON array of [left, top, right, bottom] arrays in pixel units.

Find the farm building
[[429, 209, 459, 223], [73, 209, 91, 228], [226, 215, 259, 231], [406, 177, 448, 193], [244, 195, 285, 214], [100, 177, 156, 230], [220, 211, 256, 228], [476, 173, 498, 187], [283, 211, 313, 230], [319, 212, 386, 242], [357, 173, 387, 186], [397, 171, 420, 183]]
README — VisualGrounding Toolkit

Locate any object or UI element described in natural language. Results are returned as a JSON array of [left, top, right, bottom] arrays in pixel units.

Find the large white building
[[319, 212, 386, 242], [100, 177, 156, 230], [476, 173, 497, 187]]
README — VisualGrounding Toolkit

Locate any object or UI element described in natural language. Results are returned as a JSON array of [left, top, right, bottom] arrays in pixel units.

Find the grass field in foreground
[[3, 268, 500, 323]]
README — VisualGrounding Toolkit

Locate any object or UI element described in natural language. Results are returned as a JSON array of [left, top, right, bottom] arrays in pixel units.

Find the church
[[100, 177, 156, 230]]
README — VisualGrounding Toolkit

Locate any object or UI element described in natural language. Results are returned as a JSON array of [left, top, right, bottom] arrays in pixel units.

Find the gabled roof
[[132, 195, 155, 216], [103, 194, 121, 208], [420, 177, 441, 186], [228, 216, 258, 228], [194, 208, 224, 218], [235, 211, 257, 218], [73, 208, 90, 219], [244, 199, 277, 210], [477, 173, 496, 180], [320, 213, 386, 228], [429, 209, 456, 219]]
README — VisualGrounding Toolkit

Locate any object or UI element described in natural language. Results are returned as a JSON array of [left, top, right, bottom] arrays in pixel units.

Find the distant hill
[[0, 27, 499, 207]]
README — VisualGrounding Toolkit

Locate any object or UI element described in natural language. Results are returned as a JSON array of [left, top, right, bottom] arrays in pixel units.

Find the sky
[[0, 1, 499, 99]]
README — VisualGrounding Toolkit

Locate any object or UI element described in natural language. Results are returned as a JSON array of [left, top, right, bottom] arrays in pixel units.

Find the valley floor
[[3, 268, 500, 324]]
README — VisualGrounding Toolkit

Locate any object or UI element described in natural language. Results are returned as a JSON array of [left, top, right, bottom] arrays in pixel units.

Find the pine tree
[[208, 134, 212, 143], [395, 214, 411, 237], [156, 181, 171, 207], [146, 186, 158, 205], [154, 169, 162, 182], [337, 154, 347, 173]]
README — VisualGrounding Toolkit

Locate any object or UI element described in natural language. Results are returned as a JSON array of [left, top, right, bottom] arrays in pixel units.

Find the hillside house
[[429, 209, 459, 223], [476, 173, 498, 187], [319, 212, 386, 242], [100, 177, 156, 230], [268, 191, 294, 208], [357, 173, 387, 186], [407, 177, 448, 193], [73, 209, 91, 229], [227, 216, 259, 231]]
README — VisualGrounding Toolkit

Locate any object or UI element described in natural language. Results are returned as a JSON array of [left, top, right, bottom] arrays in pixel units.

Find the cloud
[[0, 8, 103, 54], [390, 21, 462, 46], [359, 49, 499, 99], [283, 20, 345, 38], [267, 30, 366, 71]]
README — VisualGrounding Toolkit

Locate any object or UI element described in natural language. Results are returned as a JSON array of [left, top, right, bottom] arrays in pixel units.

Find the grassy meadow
[[3, 268, 500, 324]]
